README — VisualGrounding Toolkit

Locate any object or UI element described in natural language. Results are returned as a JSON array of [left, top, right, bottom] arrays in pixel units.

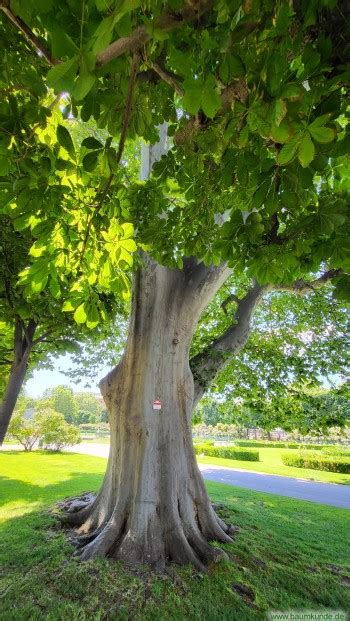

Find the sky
[[24, 354, 112, 397]]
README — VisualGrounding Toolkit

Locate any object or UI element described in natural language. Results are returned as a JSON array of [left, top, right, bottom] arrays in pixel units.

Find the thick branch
[[183, 261, 232, 320], [0, 2, 56, 66], [221, 293, 240, 315], [190, 282, 266, 405], [191, 269, 342, 406], [273, 269, 342, 295], [96, 2, 213, 68], [150, 61, 184, 96]]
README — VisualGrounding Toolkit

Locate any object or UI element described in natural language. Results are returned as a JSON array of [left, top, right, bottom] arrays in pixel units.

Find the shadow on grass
[[0, 470, 103, 508]]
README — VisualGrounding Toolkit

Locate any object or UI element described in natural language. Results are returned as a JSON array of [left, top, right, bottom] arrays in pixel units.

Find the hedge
[[194, 444, 259, 462], [235, 440, 332, 450], [281, 452, 350, 474], [193, 439, 214, 446]]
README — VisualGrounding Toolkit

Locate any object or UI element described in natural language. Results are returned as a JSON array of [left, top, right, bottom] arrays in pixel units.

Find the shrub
[[281, 451, 350, 474], [235, 440, 329, 450], [194, 443, 259, 461], [7, 412, 41, 451], [193, 439, 214, 446], [321, 446, 350, 458], [37, 410, 81, 451]]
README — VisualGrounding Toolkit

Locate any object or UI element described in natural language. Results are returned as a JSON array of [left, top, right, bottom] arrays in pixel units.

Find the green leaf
[[298, 133, 315, 168], [91, 1, 141, 53], [280, 83, 303, 101], [57, 125, 75, 158], [309, 126, 336, 144], [270, 121, 291, 144], [121, 222, 134, 238], [120, 238, 137, 252], [331, 134, 350, 157], [95, 0, 114, 10], [86, 301, 99, 328], [82, 150, 100, 172], [309, 114, 332, 128], [272, 99, 287, 127], [28, 260, 49, 294], [50, 28, 78, 58], [82, 137, 104, 150], [0, 156, 9, 176], [276, 138, 299, 165], [46, 57, 78, 92], [201, 75, 221, 119], [219, 54, 244, 83], [334, 275, 350, 302], [73, 72, 96, 101], [74, 303, 87, 324], [182, 79, 203, 115], [62, 300, 76, 312], [237, 124, 249, 148], [49, 277, 61, 299]]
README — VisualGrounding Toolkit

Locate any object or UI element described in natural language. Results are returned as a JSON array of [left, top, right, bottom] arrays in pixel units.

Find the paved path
[[3, 443, 350, 509], [63, 443, 350, 510]]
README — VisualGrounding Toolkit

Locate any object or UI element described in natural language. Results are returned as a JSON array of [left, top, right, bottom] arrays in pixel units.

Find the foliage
[[42, 386, 77, 424], [192, 282, 349, 403], [194, 381, 350, 435], [0, 0, 349, 321], [37, 409, 81, 451], [35, 386, 106, 425], [7, 407, 81, 451], [7, 410, 41, 451], [282, 451, 350, 473], [193, 443, 259, 461]]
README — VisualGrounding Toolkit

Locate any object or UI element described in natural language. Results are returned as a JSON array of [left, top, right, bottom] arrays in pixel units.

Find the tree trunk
[[62, 255, 233, 571], [0, 356, 29, 444], [0, 318, 36, 444]]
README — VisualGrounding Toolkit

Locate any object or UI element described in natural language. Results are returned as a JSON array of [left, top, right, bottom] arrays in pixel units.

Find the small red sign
[[153, 399, 162, 410]]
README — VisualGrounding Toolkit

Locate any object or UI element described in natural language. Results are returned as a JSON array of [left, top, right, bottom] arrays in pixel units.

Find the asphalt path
[[65, 443, 350, 509], [3, 442, 350, 509]]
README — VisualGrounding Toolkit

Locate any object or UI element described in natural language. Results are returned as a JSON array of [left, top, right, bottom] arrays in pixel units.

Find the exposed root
[[71, 526, 104, 549]]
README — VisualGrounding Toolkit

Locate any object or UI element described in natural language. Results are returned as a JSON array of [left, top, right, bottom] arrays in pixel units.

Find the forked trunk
[[63, 255, 232, 571]]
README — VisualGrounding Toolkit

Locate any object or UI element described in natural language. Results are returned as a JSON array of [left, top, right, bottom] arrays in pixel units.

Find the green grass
[[0, 451, 349, 621], [197, 447, 350, 485]]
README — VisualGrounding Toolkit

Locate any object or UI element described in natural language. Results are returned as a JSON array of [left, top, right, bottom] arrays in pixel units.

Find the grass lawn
[[197, 447, 350, 485], [0, 451, 349, 621]]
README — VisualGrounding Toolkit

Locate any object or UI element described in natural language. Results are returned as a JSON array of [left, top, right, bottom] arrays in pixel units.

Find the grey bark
[[0, 318, 36, 444], [61, 255, 233, 570]]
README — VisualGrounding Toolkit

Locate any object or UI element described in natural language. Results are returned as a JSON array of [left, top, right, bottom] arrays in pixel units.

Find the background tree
[[0, 0, 349, 571], [37, 409, 81, 452], [7, 410, 41, 451], [41, 385, 77, 424], [0, 213, 124, 443]]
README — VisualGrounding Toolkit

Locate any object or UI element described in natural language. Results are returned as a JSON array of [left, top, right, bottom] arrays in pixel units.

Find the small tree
[[7, 411, 40, 452], [37, 410, 81, 452]]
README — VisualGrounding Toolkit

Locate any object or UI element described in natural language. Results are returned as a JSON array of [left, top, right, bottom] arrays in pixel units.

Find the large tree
[[0, 1, 349, 571]]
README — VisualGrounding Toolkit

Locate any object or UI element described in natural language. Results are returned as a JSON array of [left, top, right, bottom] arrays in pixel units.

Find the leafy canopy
[[0, 0, 350, 330]]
